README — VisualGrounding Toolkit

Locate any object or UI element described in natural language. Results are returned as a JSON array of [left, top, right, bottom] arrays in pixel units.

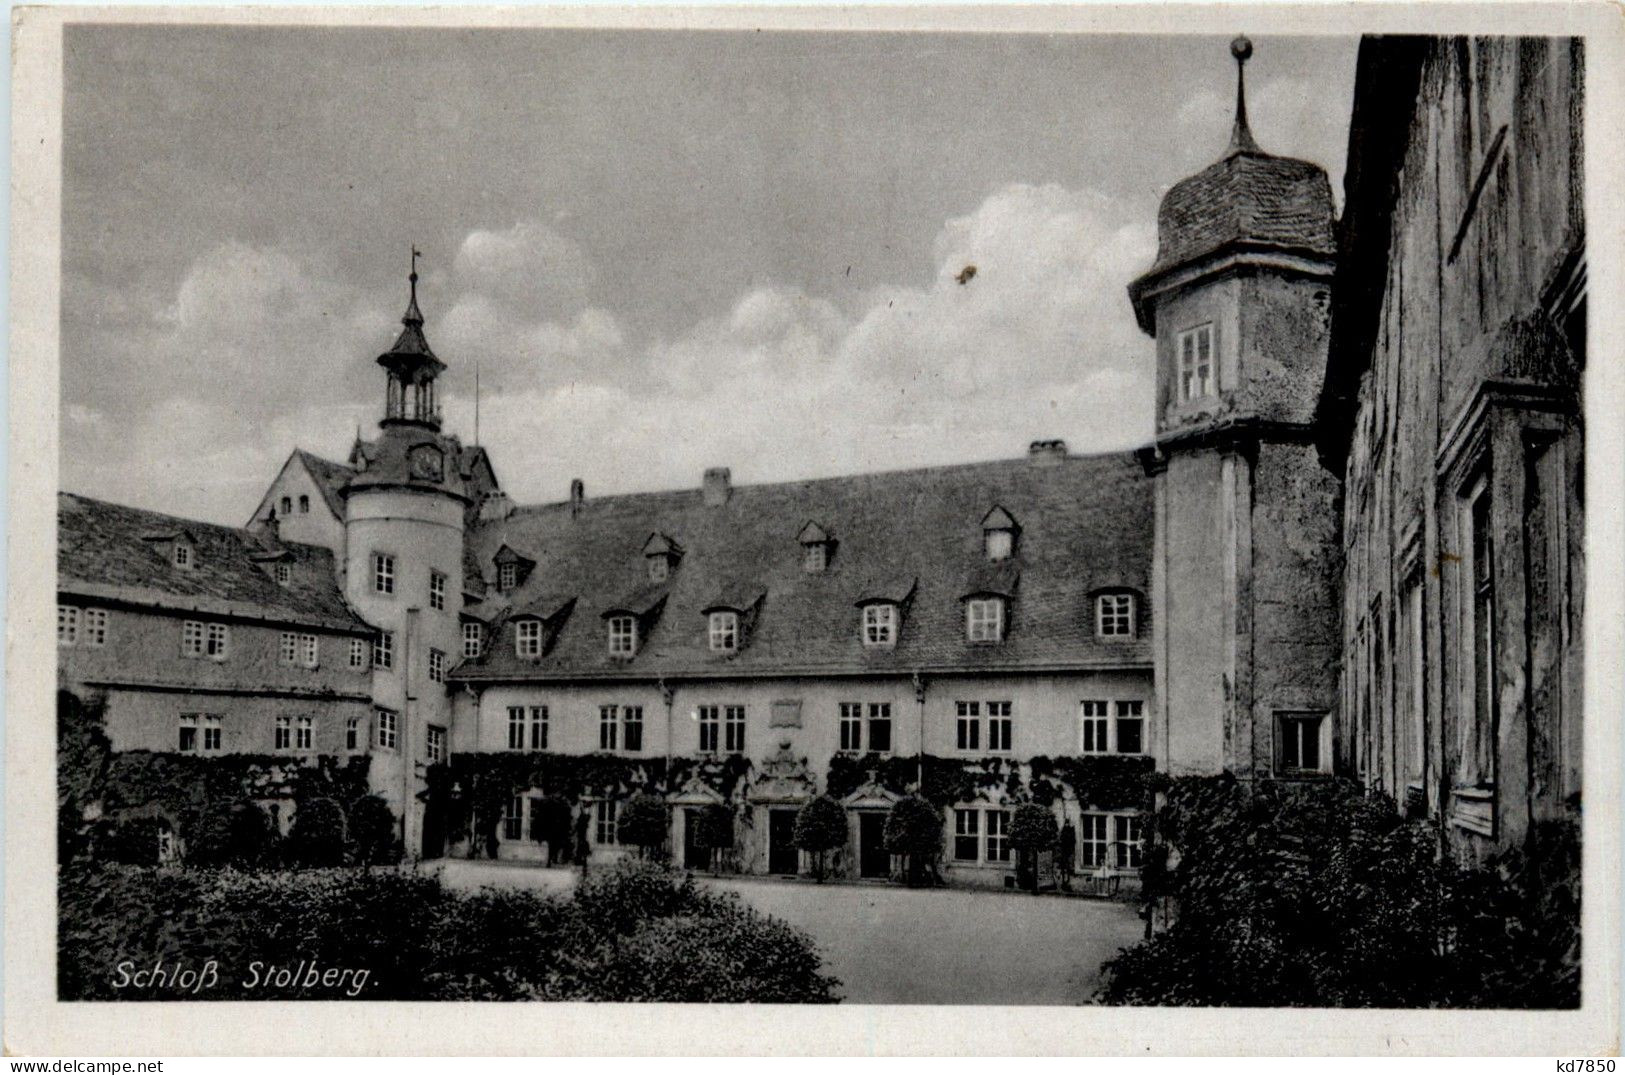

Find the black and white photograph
[[7, 2, 1622, 1057]]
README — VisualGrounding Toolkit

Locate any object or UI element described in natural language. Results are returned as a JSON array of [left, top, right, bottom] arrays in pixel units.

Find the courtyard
[[433, 860, 1145, 1004]]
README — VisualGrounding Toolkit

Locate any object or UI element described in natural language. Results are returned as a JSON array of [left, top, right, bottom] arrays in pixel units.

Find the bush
[[349, 796, 400, 867], [530, 794, 574, 864], [102, 817, 172, 866], [884, 796, 941, 887], [58, 858, 840, 1002], [1097, 776, 1581, 1008], [188, 801, 278, 868], [287, 796, 348, 867], [793, 795, 848, 881], [617, 794, 669, 859]]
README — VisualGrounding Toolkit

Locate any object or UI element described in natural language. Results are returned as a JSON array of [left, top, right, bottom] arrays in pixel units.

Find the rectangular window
[[623, 706, 644, 752], [709, 611, 739, 652], [373, 630, 394, 670], [426, 724, 447, 764], [498, 561, 518, 591], [986, 701, 1013, 752], [173, 543, 193, 569], [83, 608, 108, 647], [1177, 323, 1214, 401], [803, 544, 827, 573], [955, 701, 981, 751], [274, 563, 292, 586], [724, 705, 746, 754], [428, 648, 446, 683], [1079, 700, 1109, 753], [1114, 700, 1145, 755], [839, 702, 863, 752], [1277, 712, 1326, 773], [1404, 576, 1427, 794], [503, 795, 524, 841], [953, 808, 981, 862], [462, 621, 484, 659], [1079, 813, 1109, 868], [1115, 814, 1144, 870], [862, 604, 897, 647], [178, 713, 198, 753], [530, 706, 548, 750], [429, 570, 447, 611], [966, 598, 1004, 642], [346, 716, 359, 752], [349, 638, 369, 670], [206, 623, 229, 660], [698, 705, 720, 753], [295, 715, 313, 751], [202, 714, 222, 753], [985, 528, 1014, 562], [515, 620, 542, 658], [599, 705, 619, 751], [299, 634, 318, 668], [984, 809, 1011, 863], [58, 605, 80, 645], [274, 715, 292, 751], [376, 708, 398, 750], [1097, 593, 1135, 637], [608, 615, 637, 656], [508, 706, 526, 751], [867, 703, 893, 754], [373, 553, 395, 595], [281, 632, 298, 665], [647, 556, 669, 583], [594, 800, 618, 845], [181, 619, 204, 657], [1465, 477, 1496, 789]]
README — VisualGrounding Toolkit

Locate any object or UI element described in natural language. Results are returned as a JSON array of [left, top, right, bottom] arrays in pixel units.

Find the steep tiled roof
[[295, 450, 355, 519], [454, 452, 1152, 682], [58, 493, 369, 633], [1149, 151, 1336, 276]]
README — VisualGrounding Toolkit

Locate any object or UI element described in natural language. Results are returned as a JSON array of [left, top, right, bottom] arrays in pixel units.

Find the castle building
[[58, 34, 1584, 878]]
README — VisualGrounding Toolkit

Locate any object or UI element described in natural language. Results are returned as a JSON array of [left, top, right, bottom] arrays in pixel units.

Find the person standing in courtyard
[[1058, 820, 1076, 893], [574, 808, 592, 880]]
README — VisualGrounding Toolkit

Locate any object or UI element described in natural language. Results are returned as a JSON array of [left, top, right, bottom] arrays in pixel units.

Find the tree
[[531, 794, 573, 864], [693, 804, 734, 874], [793, 796, 847, 881], [883, 796, 942, 887], [617, 794, 669, 860], [349, 795, 401, 867], [287, 796, 348, 867], [1010, 803, 1058, 894]]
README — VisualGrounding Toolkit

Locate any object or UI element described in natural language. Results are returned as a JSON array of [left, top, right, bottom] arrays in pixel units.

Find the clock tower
[[342, 259, 470, 855]]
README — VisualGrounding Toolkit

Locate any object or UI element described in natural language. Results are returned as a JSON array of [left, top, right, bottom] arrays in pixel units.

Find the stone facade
[[1320, 36, 1585, 858]]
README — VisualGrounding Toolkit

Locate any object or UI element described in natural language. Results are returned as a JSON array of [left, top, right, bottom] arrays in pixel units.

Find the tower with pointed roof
[[341, 257, 472, 855], [1132, 38, 1344, 781]]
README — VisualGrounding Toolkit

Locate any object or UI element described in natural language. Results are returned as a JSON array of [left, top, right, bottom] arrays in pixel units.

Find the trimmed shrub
[[617, 794, 669, 860], [188, 801, 277, 868], [287, 796, 348, 867], [793, 795, 848, 881], [349, 795, 401, 867], [1010, 803, 1058, 893], [531, 794, 573, 864], [103, 817, 172, 866], [884, 796, 942, 887], [690, 803, 735, 873]]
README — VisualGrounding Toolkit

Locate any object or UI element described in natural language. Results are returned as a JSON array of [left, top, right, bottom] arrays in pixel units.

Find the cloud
[[62, 184, 1159, 522]]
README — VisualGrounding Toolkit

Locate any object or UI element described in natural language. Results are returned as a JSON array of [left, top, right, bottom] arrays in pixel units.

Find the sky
[[61, 26, 1359, 525]]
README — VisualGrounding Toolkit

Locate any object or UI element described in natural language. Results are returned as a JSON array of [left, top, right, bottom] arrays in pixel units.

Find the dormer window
[[173, 542, 194, 570], [608, 614, 638, 656], [981, 507, 1019, 562], [708, 610, 739, 653], [1097, 593, 1136, 638], [862, 604, 898, 648], [515, 619, 543, 658], [498, 562, 518, 591], [797, 521, 835, 573], [966, 597, 1005, 643], [274, 563, 292, 586], [1178, 323, 1214, 401], [493, 545, 537, 593], [462, 621, 484, 658], [641, 533, 683, 584]]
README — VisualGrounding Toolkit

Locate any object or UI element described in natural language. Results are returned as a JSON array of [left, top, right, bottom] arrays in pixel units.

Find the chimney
[[478, 490, 514, 522], [570, 478, 585, 517], [702, 467, 732, 507], [1028, 439, 1068, 465]]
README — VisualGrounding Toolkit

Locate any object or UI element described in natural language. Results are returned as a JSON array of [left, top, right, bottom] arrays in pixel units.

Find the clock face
[[409, 445, 444, 482]]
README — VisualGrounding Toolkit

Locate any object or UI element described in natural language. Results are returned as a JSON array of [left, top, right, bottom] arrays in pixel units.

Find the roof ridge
[[504, 447, 1150, 517], [58, 490, 336, 557]]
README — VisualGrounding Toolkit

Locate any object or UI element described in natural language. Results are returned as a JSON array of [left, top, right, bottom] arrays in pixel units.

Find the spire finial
[[403, 246, 424, 326], [1227, 35, 1261, 157]]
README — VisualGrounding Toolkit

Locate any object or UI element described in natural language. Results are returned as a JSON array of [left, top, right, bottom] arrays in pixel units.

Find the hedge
[[58, 859, 840, 1002]]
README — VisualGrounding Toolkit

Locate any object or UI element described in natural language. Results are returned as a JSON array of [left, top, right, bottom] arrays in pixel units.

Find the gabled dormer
[[981, 506, 1020, 562], [641, 532, 684, 584], [601, 593, 668, 660], [508, 597, 574, 660], [492, 545, 537, 593], [854, 576, 916, 650], [701, 591, 764, 656], [141, 528, 198, 571], [797, 521, 836, 573], [250, 546, 297, 587]]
